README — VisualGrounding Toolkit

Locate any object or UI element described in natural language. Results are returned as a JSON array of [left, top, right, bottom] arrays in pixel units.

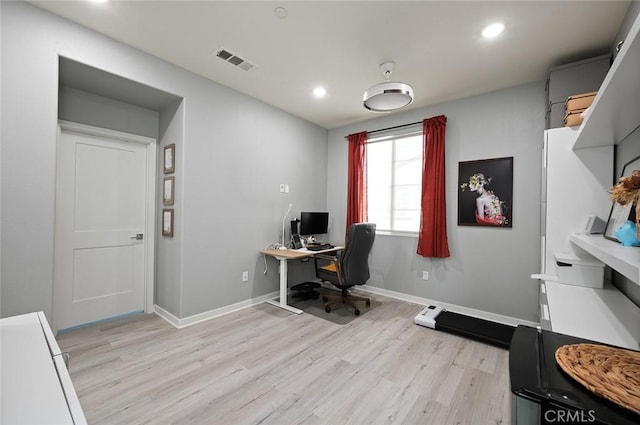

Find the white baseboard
[[155, 284, 538, 330], [154, 291, 279, 329], [359, 285, 539, 328]]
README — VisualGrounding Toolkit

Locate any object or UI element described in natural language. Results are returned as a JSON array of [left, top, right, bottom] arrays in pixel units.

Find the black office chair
[[313, 222, 376, 315]]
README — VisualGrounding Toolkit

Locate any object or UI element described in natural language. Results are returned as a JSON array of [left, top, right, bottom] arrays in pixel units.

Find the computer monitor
[[299, 212, 329, 236]]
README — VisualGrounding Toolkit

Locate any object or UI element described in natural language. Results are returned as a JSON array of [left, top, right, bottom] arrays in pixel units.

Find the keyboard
[[306, 243, 334, 251]]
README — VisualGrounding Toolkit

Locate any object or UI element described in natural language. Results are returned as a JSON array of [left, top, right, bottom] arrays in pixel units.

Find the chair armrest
[[313, 253, 345, 286], [313, 253, 338, 262], [313, 254, 338, 271]]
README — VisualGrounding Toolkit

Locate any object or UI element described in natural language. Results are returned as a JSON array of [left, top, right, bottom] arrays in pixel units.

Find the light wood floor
[[56, 290, 511, 425]]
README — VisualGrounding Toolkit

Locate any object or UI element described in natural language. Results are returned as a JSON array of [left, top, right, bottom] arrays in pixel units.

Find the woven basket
[[555, 343, 640, 415]]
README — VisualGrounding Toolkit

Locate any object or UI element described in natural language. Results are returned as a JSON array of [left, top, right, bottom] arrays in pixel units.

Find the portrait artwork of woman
[[458, 157, 513, 227], [461, 173, 508, 225]]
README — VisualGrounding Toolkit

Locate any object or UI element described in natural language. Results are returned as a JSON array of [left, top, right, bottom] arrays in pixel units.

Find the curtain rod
[[345, 120, 422, 139]]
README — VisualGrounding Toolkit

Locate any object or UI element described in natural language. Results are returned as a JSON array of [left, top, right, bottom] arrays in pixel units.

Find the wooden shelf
[[573, 12, 640, 149], [570, 233, 640, 284]]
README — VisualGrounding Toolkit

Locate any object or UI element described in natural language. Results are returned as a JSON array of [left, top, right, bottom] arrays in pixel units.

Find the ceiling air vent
[[215, 48, 255, 71]]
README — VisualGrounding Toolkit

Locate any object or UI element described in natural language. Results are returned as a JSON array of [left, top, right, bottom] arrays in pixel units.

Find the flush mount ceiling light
[[363, 62, 414, 112]]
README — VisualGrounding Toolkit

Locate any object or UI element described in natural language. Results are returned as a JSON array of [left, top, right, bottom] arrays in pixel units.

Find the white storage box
[[554, 252, 604, 288]]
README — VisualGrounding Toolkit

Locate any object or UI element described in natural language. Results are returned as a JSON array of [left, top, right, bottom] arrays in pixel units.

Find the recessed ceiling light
[[482, 23, 504, 39], [313, 87, 326, 98]]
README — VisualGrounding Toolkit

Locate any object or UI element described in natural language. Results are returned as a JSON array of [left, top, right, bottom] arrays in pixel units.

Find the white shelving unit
[[544, 280, 640, 350], [566, 10, 640, 291], [536, 12, 640, 352], [573, 12, 640, 149], [570, 233, 640, 284]]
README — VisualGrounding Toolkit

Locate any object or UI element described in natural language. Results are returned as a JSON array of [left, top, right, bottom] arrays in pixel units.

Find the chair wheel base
[[322, 293, 370, 316]]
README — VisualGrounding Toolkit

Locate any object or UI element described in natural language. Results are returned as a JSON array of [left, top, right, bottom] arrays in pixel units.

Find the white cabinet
[[541, 127, 612, 274], [536, 118, 640, 350], [0, 312, 86, 425]]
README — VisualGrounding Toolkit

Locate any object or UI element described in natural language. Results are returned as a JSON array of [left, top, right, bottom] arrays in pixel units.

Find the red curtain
[[346, 131, 368, 239], [417, 115, 450, 258]]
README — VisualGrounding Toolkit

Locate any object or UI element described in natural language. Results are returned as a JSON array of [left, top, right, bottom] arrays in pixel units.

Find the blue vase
[[614, 220, 640, 247]]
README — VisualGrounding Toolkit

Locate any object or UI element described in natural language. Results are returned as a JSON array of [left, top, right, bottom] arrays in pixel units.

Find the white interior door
[[54, 122, 155, 332]]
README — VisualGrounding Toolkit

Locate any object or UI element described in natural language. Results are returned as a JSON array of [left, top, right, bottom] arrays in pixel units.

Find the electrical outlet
[[422, 271, 429, 281], [242, 271, 249, 282], [279, 184, 285, 193], [284, 184, 290, 193]]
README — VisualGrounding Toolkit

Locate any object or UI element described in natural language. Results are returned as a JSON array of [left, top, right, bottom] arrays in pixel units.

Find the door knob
[[131, 233, 144, 240]]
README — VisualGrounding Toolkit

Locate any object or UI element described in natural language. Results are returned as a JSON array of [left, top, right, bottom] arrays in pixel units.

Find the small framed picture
[[163, 144, 175, 174], [163, 176, 175, 206], [604, 154, 640, 242], [162, 209, 174, 237], [604, 202, 634, 241]]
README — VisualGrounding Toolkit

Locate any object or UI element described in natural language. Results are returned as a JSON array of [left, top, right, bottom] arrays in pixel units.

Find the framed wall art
[[604, 154, 640, 242], [163, 176, 175, 206], [458, 156, 513, 227], [162, 208, 174, 237], [163, 143, 175, 174]]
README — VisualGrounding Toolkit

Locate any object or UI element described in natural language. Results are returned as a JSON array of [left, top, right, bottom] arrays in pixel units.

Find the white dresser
[[0, 312, 86, 425]]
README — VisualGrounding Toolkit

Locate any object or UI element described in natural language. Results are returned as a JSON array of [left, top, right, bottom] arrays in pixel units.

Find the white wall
[[327, 82, 546, 323], [609, 1, 640, 309], [1, 2, 328, 320], [613, 127, 640, 307]]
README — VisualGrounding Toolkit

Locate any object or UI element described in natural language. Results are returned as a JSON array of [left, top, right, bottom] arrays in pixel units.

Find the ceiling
[[29, 1, 631, 129]]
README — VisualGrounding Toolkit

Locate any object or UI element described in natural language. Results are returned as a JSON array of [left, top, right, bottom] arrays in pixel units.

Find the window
[[367, 133, 423, 234]]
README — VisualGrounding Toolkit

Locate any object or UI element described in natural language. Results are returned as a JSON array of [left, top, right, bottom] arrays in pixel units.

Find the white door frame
[[55, 120, 157, 324]]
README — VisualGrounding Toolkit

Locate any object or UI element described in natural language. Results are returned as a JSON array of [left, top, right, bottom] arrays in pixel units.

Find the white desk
[[543, 281, 640, 350], [261, 246, 343, 314], [1, 312, 87, 425]]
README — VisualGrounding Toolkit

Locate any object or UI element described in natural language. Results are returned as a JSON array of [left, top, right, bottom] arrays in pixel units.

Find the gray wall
[[327, 82, 546, 323], [157, 100, 185, 316], [58, 87, 160, 139], [1, 1, 328, 320], [2, 1, 631, 325]]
